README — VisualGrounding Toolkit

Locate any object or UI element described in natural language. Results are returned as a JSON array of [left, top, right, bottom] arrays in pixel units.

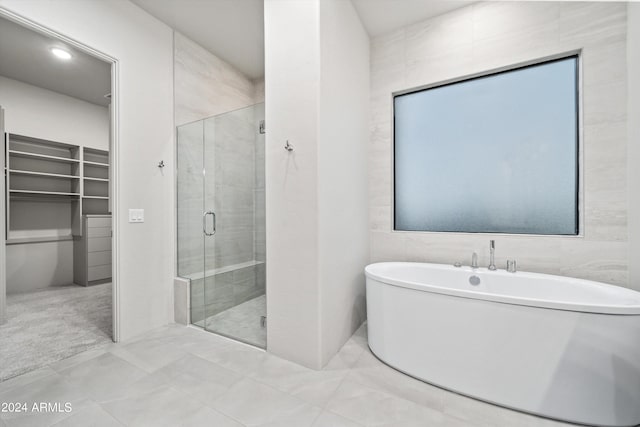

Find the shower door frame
[[205, 105, 266, 348], [177, 104, 266, 349]]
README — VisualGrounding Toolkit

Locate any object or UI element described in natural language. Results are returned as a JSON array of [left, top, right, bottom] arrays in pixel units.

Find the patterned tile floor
[[0, 283, 112, 382], [0, 322, 577, 427]]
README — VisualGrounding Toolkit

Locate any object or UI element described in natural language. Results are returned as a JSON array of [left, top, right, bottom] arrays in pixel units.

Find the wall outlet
[[129, 209, 144, 223]]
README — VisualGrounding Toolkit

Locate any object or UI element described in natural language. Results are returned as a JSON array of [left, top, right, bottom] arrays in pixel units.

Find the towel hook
[[284, 140, 294, 152]]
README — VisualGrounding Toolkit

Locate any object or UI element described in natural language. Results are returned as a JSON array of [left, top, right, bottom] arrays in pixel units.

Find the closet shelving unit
[[78, 148, 111, 286], [82, 147, 109, 215], [4, 133, 110, 243]]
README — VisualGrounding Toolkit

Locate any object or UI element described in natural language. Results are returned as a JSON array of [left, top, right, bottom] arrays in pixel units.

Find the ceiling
[[351, 0, 475, 37], [0, 1, 474, 102], [131, 0, 265, 80], [0, 16, 111, 107], [130, 0, 474, 80]]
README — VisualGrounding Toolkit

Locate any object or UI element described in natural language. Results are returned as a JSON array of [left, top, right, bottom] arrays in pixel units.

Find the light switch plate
[[129, 209, 144, 223]]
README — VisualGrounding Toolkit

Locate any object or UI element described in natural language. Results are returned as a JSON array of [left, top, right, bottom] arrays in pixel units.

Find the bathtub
[[365, 262, 640, 427]]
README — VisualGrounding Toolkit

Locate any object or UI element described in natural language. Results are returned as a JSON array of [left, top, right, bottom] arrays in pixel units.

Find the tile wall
[[369, 2, 629, 286], [174, 32, 266, 323]]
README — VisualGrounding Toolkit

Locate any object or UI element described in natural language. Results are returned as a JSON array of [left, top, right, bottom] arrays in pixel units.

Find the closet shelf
[[9, 150, 80, 164], [84, 160, 109, 168], [6, 235, 74, 245], [10, 190, 81, 197], [9, 169, 80, 180], [5, 134, 111, 239]]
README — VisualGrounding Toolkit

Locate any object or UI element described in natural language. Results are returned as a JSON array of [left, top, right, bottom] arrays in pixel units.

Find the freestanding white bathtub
[[365, 262, 640, 427]]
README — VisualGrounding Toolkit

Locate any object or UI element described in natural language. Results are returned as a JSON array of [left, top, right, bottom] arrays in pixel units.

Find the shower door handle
[[203, 211, 216, 236]]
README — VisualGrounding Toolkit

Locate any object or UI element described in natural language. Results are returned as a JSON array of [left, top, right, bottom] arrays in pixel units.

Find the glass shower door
[[177, 103, 266, 348], [202, 104, 266, 348]]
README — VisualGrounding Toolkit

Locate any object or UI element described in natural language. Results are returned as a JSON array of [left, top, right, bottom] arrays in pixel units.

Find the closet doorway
[[0, 11, 119, 381]]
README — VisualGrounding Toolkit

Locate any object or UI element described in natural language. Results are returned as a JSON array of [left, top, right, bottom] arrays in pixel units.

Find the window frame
[[391, 51, 584, 237]]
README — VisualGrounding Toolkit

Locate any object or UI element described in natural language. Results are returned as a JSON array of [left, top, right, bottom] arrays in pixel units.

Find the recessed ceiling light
[[50, 47, 72, 60]]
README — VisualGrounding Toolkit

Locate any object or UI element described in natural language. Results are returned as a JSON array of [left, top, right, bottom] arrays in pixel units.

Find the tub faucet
[[488, 240, 497, 271], [471, 252, 478, 269]]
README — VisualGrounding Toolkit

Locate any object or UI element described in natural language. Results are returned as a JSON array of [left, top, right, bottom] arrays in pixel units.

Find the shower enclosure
[[177, 103, 266, 348]]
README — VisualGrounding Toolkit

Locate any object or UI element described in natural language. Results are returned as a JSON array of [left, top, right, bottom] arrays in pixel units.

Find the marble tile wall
[[174, 32, 255, 127], [204, 108, 257, 272], [175, 32, 266, 276], [178, 105, 265, 277], [369, 2, 630, 286], [174, 32, 267, 324], [190, 263, 266, 324]]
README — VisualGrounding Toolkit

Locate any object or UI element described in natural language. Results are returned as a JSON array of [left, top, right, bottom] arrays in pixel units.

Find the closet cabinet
[[73, 215, 112, 286]]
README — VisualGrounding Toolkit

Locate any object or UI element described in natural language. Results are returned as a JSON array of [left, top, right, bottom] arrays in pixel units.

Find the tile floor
[[0, 283, 112, 381], [203, 295, 266, 348], [0, 323, 576, 427]]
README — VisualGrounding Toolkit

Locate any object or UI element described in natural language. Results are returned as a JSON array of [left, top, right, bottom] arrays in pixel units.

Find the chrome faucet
[[471, 252, 478, 269], [488, 240, 496, 271]]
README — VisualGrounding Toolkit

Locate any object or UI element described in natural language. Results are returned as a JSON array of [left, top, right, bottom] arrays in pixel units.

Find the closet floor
[[0, 283, 112, 382]]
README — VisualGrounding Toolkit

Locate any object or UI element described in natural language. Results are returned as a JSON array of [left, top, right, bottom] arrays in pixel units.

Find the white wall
[[318, 0, 369, 366], [265, 0, 322, 368], [369, 2, 630, 287], [6, 242, 74, 293], [0, 0, 175, 340], [265, 0, 369, 369], [628, 3, 640, 291], [0, 75, 109, 149]]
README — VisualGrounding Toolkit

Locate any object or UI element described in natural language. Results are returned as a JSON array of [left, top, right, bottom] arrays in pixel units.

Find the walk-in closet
[[0, 14, 114, 381]]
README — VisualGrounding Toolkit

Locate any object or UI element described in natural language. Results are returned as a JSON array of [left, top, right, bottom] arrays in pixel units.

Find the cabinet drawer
[[87, 217, 111, 228], [88, 227, 111, 237], [88, 237, 111, 252], [88, 264, 111, 281], [88, 251, 111, 267]]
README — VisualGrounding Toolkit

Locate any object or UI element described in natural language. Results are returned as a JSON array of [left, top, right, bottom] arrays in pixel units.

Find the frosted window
[[394, 56, 579, 235]]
